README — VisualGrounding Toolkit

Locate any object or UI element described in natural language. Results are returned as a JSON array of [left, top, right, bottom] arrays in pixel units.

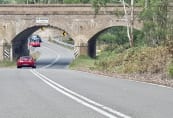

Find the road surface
[[0, 40, 173, 118]]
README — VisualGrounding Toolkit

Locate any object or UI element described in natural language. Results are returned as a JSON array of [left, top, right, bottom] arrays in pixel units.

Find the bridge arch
[[87, 24, 142, 58], [11, 25, 72, 59]]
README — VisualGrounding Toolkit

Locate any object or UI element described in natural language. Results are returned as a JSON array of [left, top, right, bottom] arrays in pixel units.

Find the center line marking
[[40, 46, 60, 69], [31, 69, 131, 118]]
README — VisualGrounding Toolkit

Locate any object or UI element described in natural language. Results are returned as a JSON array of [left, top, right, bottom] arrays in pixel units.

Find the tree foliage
[[0, 0, 126, 4], [98, 27, 128, 45], [93, 0, 173, 48], [139, 0, 172, 47]]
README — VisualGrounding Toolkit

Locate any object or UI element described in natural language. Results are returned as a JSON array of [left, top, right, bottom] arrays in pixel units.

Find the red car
[[29, 41, 40, 47], [17, 56, 36, 68]]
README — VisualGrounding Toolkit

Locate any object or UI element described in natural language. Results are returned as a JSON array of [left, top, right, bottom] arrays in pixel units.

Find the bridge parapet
[[0, 4, 142, 15]]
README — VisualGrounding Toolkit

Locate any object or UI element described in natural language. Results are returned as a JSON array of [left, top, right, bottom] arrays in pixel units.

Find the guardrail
[[53, 38, 74, 48]]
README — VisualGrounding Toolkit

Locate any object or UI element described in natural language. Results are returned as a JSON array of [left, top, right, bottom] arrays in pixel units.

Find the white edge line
[[31, 69, 131, 118], [71, 70, 173, 90]]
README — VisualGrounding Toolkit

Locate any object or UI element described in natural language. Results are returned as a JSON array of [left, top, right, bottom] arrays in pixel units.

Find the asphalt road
[[0, 40, 173, 118]]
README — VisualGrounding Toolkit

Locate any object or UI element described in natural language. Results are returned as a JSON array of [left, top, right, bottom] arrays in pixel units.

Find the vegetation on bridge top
[[0, 0, 138, 4]]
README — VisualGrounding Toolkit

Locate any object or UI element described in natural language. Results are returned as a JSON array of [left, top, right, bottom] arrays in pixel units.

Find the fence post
[[2, 41, 11, 61]]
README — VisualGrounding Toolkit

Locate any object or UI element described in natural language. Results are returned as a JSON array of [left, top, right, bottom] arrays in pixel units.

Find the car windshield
[[20, 56, 32, 60], [28, 35, 42, 43]]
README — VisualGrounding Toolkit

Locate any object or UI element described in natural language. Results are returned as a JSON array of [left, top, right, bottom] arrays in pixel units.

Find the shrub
[[168, 61, 173, 78], [95, 46, 171, 74]]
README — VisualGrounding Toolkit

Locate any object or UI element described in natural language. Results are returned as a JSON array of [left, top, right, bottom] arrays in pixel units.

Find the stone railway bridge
[[0, 4, 142, 60]]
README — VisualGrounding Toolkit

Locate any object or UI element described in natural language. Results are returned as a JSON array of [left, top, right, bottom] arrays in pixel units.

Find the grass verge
[[69, 55, 96, 70], [0, 60, 16, 67]]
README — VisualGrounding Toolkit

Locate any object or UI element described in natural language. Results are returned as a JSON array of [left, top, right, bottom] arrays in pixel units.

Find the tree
[[91, 0, 107, 14], [140, 0, 170, 46], [0, 0, 15, 4], [119, 0, 134, 47], [92, 0, 135, 47]]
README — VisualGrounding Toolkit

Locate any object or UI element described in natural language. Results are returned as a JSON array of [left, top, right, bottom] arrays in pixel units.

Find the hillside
[[70, 46, 173, 87]]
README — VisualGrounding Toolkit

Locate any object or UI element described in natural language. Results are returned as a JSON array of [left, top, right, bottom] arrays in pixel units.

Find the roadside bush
[[167, 60, 173, 78], [95, 46, 171, 74]]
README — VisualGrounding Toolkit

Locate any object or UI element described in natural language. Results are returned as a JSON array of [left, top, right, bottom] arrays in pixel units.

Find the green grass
[[69, 55, 96, 70], [167, 60, 173, 78], [0, 60, 16, 67]]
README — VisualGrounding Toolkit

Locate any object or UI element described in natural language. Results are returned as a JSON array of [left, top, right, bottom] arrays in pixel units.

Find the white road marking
[[76, 70, 173, 90], [40, 45, 60, 69], [33, 41, 131, 117], [31, 69, 131, 118], [127, 79, 173, 89]]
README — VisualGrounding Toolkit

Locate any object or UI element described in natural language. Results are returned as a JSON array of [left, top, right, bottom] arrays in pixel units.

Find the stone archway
[[87, 25, 142, 58], [11, 25, 74, 60]]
